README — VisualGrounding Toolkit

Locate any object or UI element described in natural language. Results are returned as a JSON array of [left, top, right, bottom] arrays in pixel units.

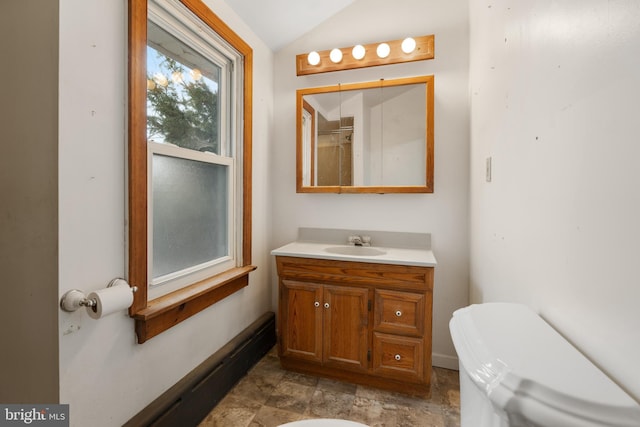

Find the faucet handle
[[361, 235, 371, 246]]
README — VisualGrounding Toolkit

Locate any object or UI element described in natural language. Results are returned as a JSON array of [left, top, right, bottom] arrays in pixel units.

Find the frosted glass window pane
[[152, 154, 228, 279]]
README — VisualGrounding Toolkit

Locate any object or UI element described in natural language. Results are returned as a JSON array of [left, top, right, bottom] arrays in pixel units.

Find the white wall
[[57, 0, 273, 425], [469, 0, 640, 399], [272, 0, 470, 368]]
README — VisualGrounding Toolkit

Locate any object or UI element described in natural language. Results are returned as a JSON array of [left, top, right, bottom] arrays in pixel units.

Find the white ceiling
[[223, 0, 356, 51]]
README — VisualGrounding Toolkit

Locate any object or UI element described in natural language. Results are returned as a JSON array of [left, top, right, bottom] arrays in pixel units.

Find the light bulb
[[401, 37, 417, 54], [190, 68, 202, 81], [329, 48, 343, 63], [376, 43, 390, 58], [171, 71, 183, 84], [307, 51, 320, 66], [352, 44, 366, 60], [153, 73, 168, 87]]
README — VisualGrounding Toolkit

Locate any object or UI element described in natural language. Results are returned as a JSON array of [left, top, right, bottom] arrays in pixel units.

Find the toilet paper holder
[[60, 278, 138, 312]]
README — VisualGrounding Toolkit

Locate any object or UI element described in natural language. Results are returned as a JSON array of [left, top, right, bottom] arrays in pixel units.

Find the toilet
[[278, 420, 368, 427], [449, 303, 640, 427]]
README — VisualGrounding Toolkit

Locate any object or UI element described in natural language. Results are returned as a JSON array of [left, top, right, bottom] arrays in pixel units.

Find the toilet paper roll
[[86, 283, 134, 319]]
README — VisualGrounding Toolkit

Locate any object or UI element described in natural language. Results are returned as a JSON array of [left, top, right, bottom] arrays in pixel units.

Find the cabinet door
[[322, 285, 370, 372], [280, 280, 323, 363]]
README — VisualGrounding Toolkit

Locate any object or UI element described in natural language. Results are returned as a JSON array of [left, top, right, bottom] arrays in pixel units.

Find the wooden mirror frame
[[296, 75, 434, 194]]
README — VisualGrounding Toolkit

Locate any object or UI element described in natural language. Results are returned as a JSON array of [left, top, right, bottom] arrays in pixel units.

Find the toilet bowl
[[278, 420, 368, 427], [449, 303, 640, 427]]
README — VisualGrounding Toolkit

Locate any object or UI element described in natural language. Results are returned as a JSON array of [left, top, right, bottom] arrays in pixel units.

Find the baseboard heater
[[124, 311, 276, 427]]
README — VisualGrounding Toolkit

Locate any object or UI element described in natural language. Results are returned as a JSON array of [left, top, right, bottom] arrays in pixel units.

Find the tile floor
[[199, 347, 460, 427]]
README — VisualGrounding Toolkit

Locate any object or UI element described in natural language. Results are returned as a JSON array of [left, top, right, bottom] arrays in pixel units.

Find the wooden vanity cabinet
[[276, 256, 434, 397], [280, 280, 369, 371]]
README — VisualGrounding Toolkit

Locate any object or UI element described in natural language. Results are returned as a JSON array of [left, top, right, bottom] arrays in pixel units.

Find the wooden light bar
[[296, 34, 434, 76]]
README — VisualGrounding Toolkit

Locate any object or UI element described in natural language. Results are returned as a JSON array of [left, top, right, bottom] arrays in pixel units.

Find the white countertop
[[271, 241, 437, 267]]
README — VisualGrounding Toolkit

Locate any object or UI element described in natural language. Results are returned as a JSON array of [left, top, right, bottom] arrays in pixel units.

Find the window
[[128, 0, 254, 343]]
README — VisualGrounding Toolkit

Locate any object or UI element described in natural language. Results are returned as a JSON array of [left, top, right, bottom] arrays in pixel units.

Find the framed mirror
[[296, 75, 434, 193]]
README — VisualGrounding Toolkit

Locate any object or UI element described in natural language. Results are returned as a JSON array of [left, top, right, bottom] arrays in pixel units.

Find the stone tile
[[355, 384, 419, 409], [316, 377, 358, 395], [353, 375, 457, 421], [396, 405, 446, 427], [445, 389, 460, 410], [390, 391, 432, 408], [304, 389, 355, 419], [229, 373, 281, 405], [249, 405, 303, 427], [355, 385, 395, 403], [281, 370, 320, 387], [430, 369, 459, 408], [265, 380, 316, 414], [434, 367, 460, 388], [445, 411, 461, 427], [249, 355, 286, 381], [435, 369, 460, 392], [199, 394, 261, 427], [267, 346, 279, 357], [348, 395, 399, 427], [201, 349, 462, 427]]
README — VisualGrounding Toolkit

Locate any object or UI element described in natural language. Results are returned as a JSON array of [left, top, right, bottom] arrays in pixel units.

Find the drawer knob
[[394, 354, 401, 361], [324, 303, 330, 309], [395, 310, 402, 317], [314, 301, 320, 307]]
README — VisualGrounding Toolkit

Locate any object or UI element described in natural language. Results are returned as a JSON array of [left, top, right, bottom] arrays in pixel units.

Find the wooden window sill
[[132, 265, 257, 343]]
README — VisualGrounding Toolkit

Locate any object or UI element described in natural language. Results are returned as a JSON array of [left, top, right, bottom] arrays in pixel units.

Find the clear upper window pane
[[152, 154, 229, 279], [147, 21, 222, 154]]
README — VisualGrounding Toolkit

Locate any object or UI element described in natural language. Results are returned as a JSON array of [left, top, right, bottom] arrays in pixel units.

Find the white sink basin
[[324, 246, 387, 256]]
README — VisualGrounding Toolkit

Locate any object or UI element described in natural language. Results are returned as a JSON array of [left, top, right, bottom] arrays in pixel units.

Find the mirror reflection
[[297, 76, 434, 193]]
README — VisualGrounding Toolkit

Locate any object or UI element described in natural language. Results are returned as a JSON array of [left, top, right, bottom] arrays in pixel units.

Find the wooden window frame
[[128, 0, 254, 343]]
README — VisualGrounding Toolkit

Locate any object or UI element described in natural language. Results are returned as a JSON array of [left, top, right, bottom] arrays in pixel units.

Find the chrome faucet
[[348, 235, 371, 247]]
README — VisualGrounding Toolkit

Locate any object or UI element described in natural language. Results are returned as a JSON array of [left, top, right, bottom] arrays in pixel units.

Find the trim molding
[[432, 352, 459, 371]]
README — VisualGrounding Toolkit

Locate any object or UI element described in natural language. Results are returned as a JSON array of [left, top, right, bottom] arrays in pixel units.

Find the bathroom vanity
[[272, 228, 436, 397]]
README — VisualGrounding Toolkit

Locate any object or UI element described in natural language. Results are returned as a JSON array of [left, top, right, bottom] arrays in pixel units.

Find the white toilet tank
[[449, 303, 640, 427]]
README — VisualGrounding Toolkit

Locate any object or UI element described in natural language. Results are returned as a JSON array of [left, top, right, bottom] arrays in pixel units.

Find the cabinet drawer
[[372, 333, 424, 383], [374, 289, 424, 336]]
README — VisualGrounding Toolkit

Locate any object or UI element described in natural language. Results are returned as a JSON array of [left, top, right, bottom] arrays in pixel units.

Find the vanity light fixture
[[296, 34, 434, 76], [329, 48, 343, 63]]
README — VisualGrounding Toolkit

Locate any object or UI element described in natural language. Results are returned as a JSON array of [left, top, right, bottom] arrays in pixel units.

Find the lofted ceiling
[[223, 0, 356, 51]]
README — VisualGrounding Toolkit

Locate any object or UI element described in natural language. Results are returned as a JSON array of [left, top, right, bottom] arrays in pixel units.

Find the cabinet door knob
[[324, 303, 330, 309], [395, 310, 402, 317], [394, 354, 401, 361], [314, 301, 320, 307]]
